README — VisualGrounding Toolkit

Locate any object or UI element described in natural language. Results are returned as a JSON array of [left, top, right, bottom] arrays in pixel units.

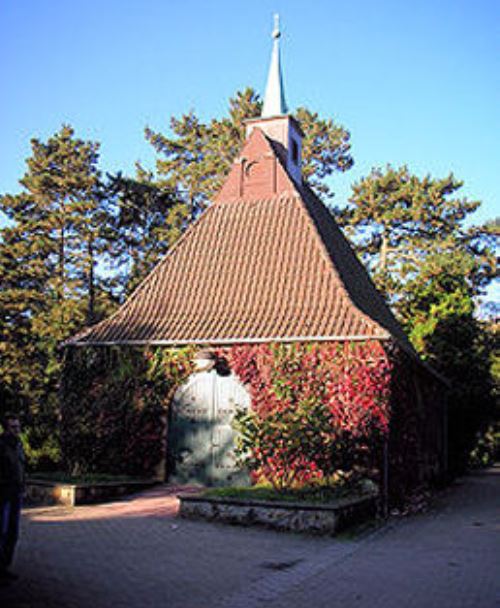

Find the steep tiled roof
[[68, 128, 413, 353]]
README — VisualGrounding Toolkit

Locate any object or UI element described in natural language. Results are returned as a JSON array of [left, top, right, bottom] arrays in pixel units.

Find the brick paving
[[222, 469, 500, 608], [1, 469, 499, 608]]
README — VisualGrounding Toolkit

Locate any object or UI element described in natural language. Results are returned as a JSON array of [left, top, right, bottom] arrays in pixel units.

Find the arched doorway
[[167, 369, 251, 486]]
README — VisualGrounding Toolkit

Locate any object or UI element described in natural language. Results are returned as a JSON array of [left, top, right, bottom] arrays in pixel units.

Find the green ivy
[[60, 345, 195, 477]]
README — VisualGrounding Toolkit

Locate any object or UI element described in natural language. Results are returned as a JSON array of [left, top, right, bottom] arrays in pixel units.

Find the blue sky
[[1, 0, 499, 227]]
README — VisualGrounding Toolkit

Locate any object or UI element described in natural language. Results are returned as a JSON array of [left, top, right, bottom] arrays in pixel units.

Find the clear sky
[[1, 0, 499, 227]]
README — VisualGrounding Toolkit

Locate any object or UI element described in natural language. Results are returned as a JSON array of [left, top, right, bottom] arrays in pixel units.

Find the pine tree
[[1, 125, 108, 332], [0, 220, 49, 409], [344, 165, 494, 303], [344, 164, 498, 471], [104, 169, 182, 293], [295, 107, 353, 198], [0, 125, 116, 463]]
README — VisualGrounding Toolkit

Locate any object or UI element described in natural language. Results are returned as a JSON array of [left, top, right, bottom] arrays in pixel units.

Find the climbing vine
[[220, 342, 393, 490], [60, 340, 445, 502], [60, 346, 195, 477]]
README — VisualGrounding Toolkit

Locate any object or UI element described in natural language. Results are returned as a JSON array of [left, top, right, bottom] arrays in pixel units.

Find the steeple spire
[[262, 14, 288, 117], [244, 15, 302, 185]]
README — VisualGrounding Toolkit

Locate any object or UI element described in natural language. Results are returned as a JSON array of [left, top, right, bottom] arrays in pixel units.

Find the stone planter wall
[[26, 479, 158, 508], [179, 493, 378, 535]]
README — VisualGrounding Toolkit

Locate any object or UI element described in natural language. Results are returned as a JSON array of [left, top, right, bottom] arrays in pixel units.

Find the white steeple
[[262, 14, 288, 117], [245, 15, 303, 186]]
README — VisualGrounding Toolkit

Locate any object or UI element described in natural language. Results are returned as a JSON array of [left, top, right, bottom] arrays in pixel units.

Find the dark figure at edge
[[0, 412, 25, 582]]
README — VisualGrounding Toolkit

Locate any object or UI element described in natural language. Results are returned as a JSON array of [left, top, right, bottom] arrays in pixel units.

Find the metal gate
[[167, 370, 251, 486]]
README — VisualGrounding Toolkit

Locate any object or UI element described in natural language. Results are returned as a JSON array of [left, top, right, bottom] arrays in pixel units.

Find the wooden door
[[168, 370, 250, 486]]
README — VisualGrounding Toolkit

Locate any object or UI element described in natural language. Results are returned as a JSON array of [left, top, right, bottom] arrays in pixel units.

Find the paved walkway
[[1, 469, 499, 608]]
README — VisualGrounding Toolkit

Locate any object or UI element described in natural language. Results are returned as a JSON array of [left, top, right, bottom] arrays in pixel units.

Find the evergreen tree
[[104, 169, 182, 294], [344, 165, 495, 304], [295, 106, 353, 198], [144, 88, 353, 216], [0, 220, 49, 409], [344, 165, 498, 472], [0, 125, 116, 465]]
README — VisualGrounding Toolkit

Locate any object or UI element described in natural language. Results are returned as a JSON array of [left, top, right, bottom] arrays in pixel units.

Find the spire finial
[[262, 14, 288, 117], [273, 13, 280, 39]]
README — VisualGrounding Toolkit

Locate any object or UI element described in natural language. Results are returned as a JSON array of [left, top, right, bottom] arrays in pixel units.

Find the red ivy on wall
[[217, 341, 393, 489], [61, 341, 443, 497], [226, 342, 391, 432]]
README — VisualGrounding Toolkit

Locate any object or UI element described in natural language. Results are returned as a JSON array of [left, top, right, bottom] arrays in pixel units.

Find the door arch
[[167, 369, 251, 486]]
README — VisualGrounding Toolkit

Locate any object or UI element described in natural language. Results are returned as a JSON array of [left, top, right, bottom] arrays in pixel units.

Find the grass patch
[[203, 483, 377, 505], [29, 472, 151, 485]]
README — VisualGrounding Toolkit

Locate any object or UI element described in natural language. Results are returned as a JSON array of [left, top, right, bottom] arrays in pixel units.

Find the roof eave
[[65, 333, 391, 348]]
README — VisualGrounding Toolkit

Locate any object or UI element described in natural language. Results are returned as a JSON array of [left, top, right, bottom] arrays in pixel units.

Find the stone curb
[[178, 492, 378, 535], [25, 479, 159, 507]]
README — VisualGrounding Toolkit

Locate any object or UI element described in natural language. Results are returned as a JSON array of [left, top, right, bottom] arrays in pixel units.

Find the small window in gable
[[291, 138, 299, 165]]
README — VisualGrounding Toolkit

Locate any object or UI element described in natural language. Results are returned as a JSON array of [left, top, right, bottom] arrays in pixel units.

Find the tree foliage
[[0, 126, 117, 465], [344, 165, 495, 300], [344, 165, 498, 472], [103, 170, 182, 293], [295, 106, 354, 197], [144, 88, 353, 216]]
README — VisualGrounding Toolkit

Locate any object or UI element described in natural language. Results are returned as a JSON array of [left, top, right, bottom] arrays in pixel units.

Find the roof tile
[[68, 128, 413, 352]]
